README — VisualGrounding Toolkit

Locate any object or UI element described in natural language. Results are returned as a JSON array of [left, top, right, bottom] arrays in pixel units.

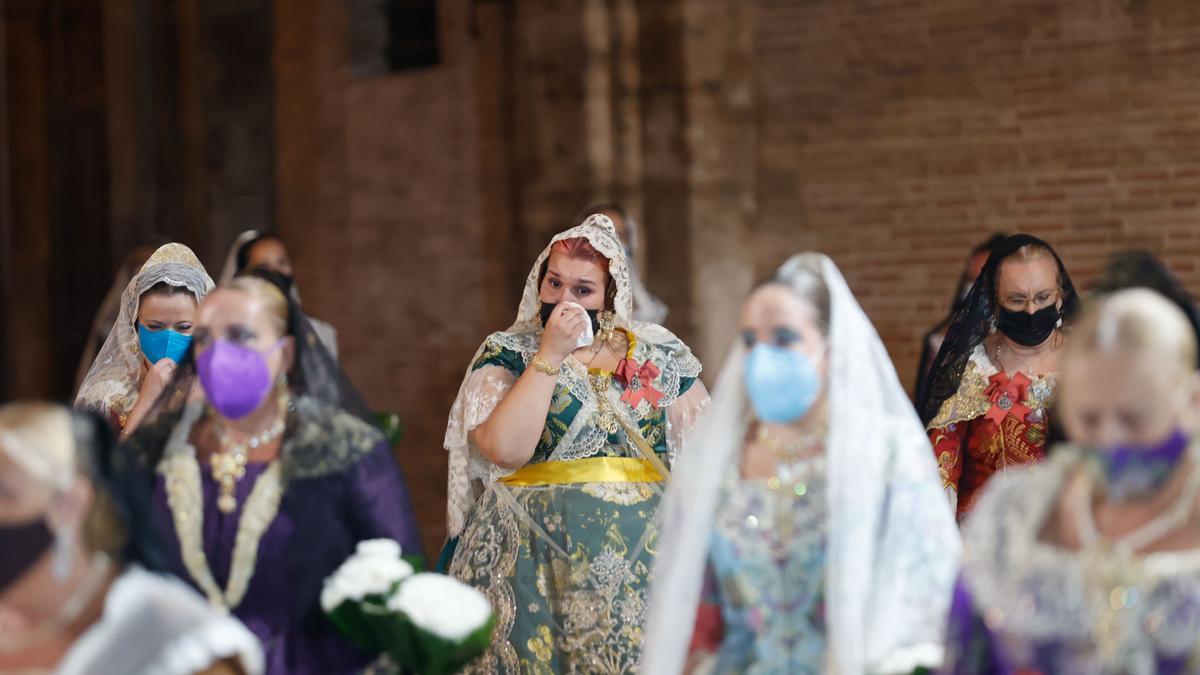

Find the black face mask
[[540, 302, 601, 334], [0, 517, 54, 592], [996, 304, 1060, 347]]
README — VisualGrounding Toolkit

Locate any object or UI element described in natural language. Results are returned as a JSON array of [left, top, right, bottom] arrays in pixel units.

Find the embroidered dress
[[944, 449, 1200, 674], [129, 397, 422, 675], [442, 215, 708, 674], [927, 344, 1056, 519], [706, 461, 828, 675]]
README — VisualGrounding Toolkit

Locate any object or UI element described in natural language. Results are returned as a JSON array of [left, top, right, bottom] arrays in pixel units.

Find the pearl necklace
[[211, 391, 290, 513]]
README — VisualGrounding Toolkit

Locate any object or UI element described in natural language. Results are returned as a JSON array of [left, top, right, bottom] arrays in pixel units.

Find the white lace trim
[[962, 452, 1200, 664], [967, 342, 999, 377]]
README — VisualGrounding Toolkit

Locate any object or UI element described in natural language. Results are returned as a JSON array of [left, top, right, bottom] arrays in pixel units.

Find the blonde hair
[[1069, 288, 1197, 373], [0, 402, 75, 491], [0, 402, 127, 556], [224, 276, 289, 335]]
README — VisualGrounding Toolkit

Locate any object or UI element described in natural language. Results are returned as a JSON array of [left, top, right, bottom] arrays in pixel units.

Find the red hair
[[551, 237, 610, 267], [539, 237, 615, 306]]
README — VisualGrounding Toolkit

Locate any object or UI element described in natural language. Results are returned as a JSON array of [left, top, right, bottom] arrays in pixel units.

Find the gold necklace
[[755, 424, 826, 547], [586, 326, 636, 436], [210, 390, 290, 513], [589, 370, 620, 435], [756, 423, 825, 497], [161, 453, 284, 610]]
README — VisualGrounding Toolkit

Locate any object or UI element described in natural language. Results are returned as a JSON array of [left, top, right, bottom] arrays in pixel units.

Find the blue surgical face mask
[[743, 343, 823, 424], [138, 324, 193, 365]]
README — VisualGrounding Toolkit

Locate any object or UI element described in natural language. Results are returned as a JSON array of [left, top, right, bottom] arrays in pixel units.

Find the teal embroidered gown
[[444, 325, 707, 674]]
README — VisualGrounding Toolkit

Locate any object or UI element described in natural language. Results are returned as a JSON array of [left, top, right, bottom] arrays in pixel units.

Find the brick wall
[[753, 0, 1200, 390], [271, 0, 1200, 554], [275, 0, 513, 557]]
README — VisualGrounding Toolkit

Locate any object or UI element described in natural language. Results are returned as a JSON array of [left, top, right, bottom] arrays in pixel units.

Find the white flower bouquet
[[321, 539, 494, 674]]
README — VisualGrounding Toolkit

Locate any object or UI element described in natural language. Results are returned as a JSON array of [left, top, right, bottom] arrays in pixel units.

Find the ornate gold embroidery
[[928, 360, 1056, 431], [160, 453, 283, 610], [928, 361, 991, 430], [450, 490, 520, 674]]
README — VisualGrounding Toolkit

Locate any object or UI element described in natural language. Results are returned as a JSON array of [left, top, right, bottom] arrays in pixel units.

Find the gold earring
[[598, 310, 616, 343]]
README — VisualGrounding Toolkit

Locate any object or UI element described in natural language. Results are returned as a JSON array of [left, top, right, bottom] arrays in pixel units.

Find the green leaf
[[374, 411, 405, 446]]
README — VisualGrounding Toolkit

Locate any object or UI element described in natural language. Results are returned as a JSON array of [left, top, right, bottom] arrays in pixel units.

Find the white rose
[[322, 553, 414, 612], [387, 573, 493, 642], [356, 538, 403, 559]]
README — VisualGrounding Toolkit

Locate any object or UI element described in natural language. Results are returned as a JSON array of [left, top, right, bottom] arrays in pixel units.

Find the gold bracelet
[[531, 355, 560, 376]]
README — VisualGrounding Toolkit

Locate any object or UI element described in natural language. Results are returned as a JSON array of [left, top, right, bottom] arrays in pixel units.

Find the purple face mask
[[197, 339, 283, 420], [1092, 428, 1190, 502]]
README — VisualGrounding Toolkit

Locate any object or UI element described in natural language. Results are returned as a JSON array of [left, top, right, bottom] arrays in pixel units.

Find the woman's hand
[[539, 303, 587, 363], [139, 359, 176, 406], [122, 359, 175, 437]]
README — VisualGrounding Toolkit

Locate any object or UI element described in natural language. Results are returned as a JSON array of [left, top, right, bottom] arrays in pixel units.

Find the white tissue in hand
[[561, 301, 594, 349]]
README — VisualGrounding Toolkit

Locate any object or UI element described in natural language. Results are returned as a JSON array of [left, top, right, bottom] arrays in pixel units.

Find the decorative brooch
[[983, 371, 1032, 426], [617, 357, 664, 409]]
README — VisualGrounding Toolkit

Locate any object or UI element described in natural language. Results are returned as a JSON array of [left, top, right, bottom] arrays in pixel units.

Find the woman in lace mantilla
[[919, 234, 1079, 520], [76, 244, 215, 435], [0, 402, 263, 675], [441, 214, 709, 674], [642, 254, 959, 675]]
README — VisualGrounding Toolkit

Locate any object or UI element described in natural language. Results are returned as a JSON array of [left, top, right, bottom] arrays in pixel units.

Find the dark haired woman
[[919, 234, 1079, 520], [123, 274, 421, 674], [914, 233, 1006, 406], [442, 214, 709, 673], [220, 230, 338, 360], [76, 244, 215, 435]]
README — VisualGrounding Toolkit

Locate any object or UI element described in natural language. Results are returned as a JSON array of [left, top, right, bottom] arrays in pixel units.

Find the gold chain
[[210, 389, 290, 513]]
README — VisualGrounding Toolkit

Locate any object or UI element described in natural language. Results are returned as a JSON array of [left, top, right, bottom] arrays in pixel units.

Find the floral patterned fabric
[[447, 333, 706, 674], [706, 462, 828, 675], [928, 344, 1056, 520]]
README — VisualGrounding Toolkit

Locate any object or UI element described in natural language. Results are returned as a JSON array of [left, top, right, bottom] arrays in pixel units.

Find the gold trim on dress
[[160, 453, 284, 610]]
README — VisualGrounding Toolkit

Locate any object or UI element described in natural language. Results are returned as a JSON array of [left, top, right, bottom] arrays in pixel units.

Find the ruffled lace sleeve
[[666, 379, 709, 466], [457, 366, 517, 439], [445, 351, 521, 537]]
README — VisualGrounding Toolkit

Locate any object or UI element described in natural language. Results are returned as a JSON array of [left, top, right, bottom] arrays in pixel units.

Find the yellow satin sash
[[498, 457, 664, 486]]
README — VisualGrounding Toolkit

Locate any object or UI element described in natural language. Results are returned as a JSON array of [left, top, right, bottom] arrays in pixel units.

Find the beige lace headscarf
[[75, 244, 214, 421]]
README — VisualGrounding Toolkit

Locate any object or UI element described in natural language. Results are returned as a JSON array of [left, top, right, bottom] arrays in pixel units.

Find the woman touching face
[[539, 250, 609, 313]]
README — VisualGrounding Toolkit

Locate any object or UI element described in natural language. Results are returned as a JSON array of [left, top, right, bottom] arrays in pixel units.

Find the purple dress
[[943, 450, 1200, 674], [145, 399, 422, 675]]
